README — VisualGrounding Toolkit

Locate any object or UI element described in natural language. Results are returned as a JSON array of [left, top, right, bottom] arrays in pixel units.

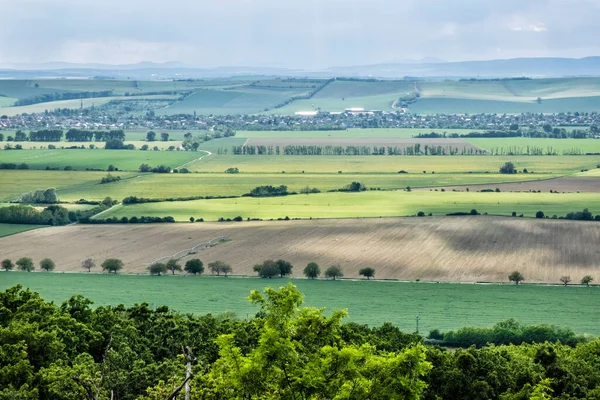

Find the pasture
[[99, 190, 600, 220], [0, 223, 45, 237], [0, 149, 200, 171], [1, 263, 600, 335]]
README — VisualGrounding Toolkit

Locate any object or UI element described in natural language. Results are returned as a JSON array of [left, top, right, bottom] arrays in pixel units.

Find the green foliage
[[101, 259, 123, 274], [581, 275, 594, 287], [254, 260, 281, 278], [325, 265, 344, 280], [0, 204, 70, 226], [165, 259, 182, 275], [359, 267, 376, 279], [100, 173, 121, 184], [184, 259, 204, 275], [340, 181, 367, 192], [148, 262, 167, 276], [509, 271, 525, 285], [39, 258, 55, 272], [1, 259, 14, 271], [499, 161, 516, 174], [16, 257, 34, 272], [19, 188, 58, 204], [208, 260, 232, 276], [304, 262, 321, 279]]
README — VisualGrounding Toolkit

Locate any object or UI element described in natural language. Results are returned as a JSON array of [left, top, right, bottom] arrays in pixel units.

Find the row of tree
[[6, 129, 126, 142]]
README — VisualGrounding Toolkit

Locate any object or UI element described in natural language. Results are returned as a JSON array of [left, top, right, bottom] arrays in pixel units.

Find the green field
[[100, 190, 600, 221], [466, 138, 600, 154], [1, 273, 599, 334], [237, 128, 480, 139], [0, 223, 45, 237], [0, 149, 199, 171], [9, 140, 183, 150], [188, 154, 598, 174]]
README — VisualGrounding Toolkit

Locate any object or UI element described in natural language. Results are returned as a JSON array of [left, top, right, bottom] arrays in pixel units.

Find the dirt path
[[175, 150, 212, 169]]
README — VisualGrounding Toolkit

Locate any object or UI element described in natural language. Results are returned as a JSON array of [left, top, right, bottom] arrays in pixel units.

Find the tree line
[[2, 283, 600, 399], [232, 144, 483, 156], [1, 129, 126, 142], [14, 90, 114, 106]]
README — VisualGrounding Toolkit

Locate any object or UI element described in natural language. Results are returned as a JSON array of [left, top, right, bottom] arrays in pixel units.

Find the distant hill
[[1, 57, 600, 80]]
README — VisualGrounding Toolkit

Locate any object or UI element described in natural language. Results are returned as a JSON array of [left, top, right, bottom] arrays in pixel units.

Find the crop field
[[0, 223, 45, 237], [0, 149, 200, 171], [10, 140, 183, 150], [99, 190, 600, 221], [2, 216, 600, 282], [418, 176, 600, 193], [237, 128, 482, 139], [188, 154, 598, 174], [466, 138, 600, 154], [1, 272, 599, 334], [244, 137, 478, 151], [49, 172, 547, 201], [0, 170, 138, 202]]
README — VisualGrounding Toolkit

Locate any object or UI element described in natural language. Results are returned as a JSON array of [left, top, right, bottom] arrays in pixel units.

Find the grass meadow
[[1, 272, 599, 335], [0, 223, 46, 237], [466, 138, 600, 154], [100, 190, 600, 221]]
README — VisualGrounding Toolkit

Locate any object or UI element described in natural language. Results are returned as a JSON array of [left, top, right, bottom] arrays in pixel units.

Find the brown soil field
[[417, 177, 600, 193], [245, 137, 478, 151], [1, 216, 599, 283]]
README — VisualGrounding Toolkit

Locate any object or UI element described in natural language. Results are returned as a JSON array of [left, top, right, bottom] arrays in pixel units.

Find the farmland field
[[417, 176, 600, 193], [0, 149, 200, 171], [99, 190, 600, 221], [1, 272, 599, 334], [244, 137, 478, 151], [466, 138, 600, 154], [0, 223, 45, 237], [2, 217, 600, 283]]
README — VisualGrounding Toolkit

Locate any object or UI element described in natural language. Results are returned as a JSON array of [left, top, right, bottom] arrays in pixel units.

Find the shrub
[[100, 174, 121, 184], [499, 161, 516, 174], [232, 216, 243, 222], [339, 182, 366, 192], [417, 211, 425, 217], [225, 167, 240, 173], [536, 211, 545, 219]]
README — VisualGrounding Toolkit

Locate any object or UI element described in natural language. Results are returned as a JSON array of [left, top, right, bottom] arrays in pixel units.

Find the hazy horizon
[[1, 0, 599, 69]]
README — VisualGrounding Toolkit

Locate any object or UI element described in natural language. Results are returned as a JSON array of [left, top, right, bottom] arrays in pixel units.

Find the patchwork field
[[2, 217, 599, 285], [418, 177, 600, 193], [466, 138, 600, 155], [1, 272, 600, 334], [99, 190, 600, 221], [237, 128, 482, 139]]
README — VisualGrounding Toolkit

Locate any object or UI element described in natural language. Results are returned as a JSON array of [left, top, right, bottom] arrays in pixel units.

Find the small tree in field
[[508, 271, 524, 285], [209, 261, 232, 276], [81, 258, 95, 272], [185, 259, 204, 275], [255, 260, 280, 278], [359, 267, 375, 280], [40, 258, 55, 271], [102, 259, 123, 274], [1, 259, 14, 271], [303, 262, 320, 279], [166, 259, 182, 275], [499, 162, 516, 174], [325, 265, 343, 280], [276, 259, 293, 277], [148, 263, 167, 276], [560, 276, 571, 286], [16, 257, 34, 272], [582, 275, 594, 287]]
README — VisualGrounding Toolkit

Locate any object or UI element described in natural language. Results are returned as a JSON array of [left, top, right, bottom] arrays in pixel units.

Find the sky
[[0, 0, 599, 68]]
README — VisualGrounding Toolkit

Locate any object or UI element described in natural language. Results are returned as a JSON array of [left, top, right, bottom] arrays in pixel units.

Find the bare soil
[[417, 177, 600, 193], [2, 216, 599, 283]]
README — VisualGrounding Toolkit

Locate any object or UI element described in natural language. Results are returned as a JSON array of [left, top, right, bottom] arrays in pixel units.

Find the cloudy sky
[[1, 0, 598, 68]]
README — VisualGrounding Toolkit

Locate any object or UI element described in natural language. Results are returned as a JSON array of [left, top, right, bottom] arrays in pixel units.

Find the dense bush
[[0, 204, 70, 225], [100, 173, 121, 184], [0, 162, 29, 170], [339, 181, 367, 192], [247, 185, 288, 197]]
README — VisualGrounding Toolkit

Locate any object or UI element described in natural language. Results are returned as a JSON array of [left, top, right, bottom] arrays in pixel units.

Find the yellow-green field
[[99, 190, 600, 221]]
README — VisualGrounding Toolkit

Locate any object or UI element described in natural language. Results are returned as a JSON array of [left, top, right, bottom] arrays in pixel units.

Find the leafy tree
[[508, 271, 524, 285], [16, 257, 34, 272], [359, 267, 376, 279], [81, 258, 95, 272], [146, 131, 156, 141], [276, 259, 293, 277], [101, 258, 123, 274], [184, 259, 204, 275], [536, 211, 545, 218], [499, 162, 516, 174], [1, 259, 14, 271], [139, 163, 152, 172], [166, 259, 182, 275], [40, 258, 55, 271], [581, 275, 594, 287], [149, 263, 167, 276], [209, 260, 232, 276], [303, 262, 320, 279], [325, 265, 343, 280], [161, 132, 169, 141], [560, 276, 571, 286], [255, 260, 280, 278]]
